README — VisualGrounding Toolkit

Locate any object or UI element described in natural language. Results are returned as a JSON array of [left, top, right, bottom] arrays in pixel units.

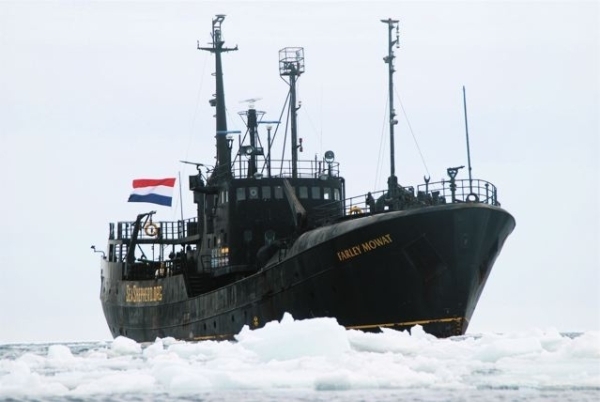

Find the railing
[[231, 158, 340, 179], [111, 217, 199, 241], [311, 189, 387, 223], [417, 178, 499, 206], [313, 177, 500, 224]]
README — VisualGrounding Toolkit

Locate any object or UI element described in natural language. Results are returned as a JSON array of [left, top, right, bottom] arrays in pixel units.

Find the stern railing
[[110, 217, 199, 241]]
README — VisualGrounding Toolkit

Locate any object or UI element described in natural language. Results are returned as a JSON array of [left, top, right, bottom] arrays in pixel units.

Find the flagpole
[[178, 171, 184, 225]]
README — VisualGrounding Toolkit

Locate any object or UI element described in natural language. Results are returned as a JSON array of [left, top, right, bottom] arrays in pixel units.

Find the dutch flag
[[127, 178, 176, 207]]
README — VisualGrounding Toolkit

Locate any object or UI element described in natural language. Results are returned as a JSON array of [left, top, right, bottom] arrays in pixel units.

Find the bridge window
[[324, 188, 331, 200], [334, 188, 340, 200], [298, 186, 308, 199], [262, 186, 271, 199], [311, 186, 321, 199], [274, 186, 283, 199], [249, 187, 259, 199], [236, 187, 246, 201]]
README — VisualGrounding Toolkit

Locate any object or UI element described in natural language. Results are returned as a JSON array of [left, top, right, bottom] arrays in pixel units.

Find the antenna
[[259, 120, 281, 178], [180, 160, 208, 168], [90, 245, 106, 259], [462, 86, 473, 192], [240, 97, 262, 110]]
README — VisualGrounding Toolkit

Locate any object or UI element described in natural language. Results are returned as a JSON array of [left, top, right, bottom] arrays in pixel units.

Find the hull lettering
[[336, 234, 393, 262], [126, 285, 163, 303]]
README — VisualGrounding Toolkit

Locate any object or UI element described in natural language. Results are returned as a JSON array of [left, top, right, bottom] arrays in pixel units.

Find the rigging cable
[[183, 52, 209, 164], [175, 51, 210, 220], [394, 87, 430, 178], [374, 94, 389, 191], [376, 88, 431, 189], [256, 91, 290, 177], [299, 104, 320, 155]]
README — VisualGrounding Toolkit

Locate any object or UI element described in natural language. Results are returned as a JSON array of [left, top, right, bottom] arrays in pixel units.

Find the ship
[[97, 15, 515, 342]]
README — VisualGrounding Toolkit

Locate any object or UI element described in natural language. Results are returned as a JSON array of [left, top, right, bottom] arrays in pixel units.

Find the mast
[[247, 107, 258, 178], [198, 15, 238, 181], [381, 18, 400, 195], [279, 47, 305, 179], [238, 100, 265, 178]]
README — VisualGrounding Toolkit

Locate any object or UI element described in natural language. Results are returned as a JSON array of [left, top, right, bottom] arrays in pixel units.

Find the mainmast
[[381, 18, 400, 195], [198, 15, 238, 181], [279, 47, 305, 179]]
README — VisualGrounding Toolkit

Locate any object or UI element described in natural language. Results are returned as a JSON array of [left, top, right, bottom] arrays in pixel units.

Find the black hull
[[100, 203, 515, 342]]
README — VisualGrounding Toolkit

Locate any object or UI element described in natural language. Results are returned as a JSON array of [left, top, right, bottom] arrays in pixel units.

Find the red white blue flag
[[128, 178, 176, 207]]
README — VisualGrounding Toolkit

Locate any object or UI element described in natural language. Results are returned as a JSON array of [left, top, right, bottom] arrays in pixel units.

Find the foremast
[[198, 15, 238, 181], [381, 18, 400, 199]]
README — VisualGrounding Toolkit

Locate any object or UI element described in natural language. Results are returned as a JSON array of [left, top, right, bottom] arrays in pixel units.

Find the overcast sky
[[0, 0, 598, 342]]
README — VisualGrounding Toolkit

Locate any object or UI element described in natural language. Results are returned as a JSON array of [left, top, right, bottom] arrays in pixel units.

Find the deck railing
[[313, 177, 500, 224], [111, 217, 199, 241], [417, 178, 499, 206], [231, 158, 340, 179]]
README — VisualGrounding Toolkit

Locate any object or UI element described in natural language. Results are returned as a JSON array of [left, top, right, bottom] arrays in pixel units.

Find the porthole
[[249, 187, 258, 199]]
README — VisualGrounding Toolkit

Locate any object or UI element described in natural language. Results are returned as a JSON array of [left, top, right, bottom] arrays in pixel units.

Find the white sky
[[0, 0, 598, 342]]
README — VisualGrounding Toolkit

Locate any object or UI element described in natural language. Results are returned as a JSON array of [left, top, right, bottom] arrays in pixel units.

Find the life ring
[[466, 193, 479, 203], [349, 206, 363, 215], [144, 222, 159, 237]]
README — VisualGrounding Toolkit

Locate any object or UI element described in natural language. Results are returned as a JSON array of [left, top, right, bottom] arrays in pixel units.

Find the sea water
[[1, 314, 598, 401]]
